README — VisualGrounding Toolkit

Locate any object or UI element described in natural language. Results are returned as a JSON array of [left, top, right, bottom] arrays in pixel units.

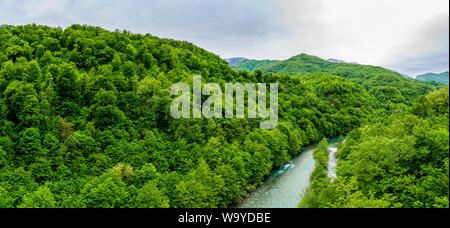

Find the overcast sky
[[0, 0, 448, 76]]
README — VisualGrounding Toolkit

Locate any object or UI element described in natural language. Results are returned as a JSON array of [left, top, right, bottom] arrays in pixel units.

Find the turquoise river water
[[239, 138, 340, 208]]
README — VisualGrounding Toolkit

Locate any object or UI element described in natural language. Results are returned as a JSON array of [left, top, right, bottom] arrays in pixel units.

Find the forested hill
[[231, 59, 279, 72], [0, 24, 395, 208], [300, 86, 449, 208], [232, 54, 441, 105]]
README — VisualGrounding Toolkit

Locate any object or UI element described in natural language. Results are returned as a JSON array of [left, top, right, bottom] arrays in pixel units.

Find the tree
[[5, 45, 23, 62], [58, 118, 74, 141], [330, 177, 393, 208], [17, 127, 42, 165], [111, 163, 134, 185], [3, 81, 39, 125], [135, 181, 170, 208], [55, 63, 80, 100], [18, 186, 56, 208], [338, 135, 345, 145], [0, 186, 14, 208], [79, 173, 129, 208], [91, 89, 125, 129]]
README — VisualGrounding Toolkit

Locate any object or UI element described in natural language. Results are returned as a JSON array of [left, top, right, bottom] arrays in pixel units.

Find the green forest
[[235, 54, 449, 208], [0, 24, 448, 208], [300, 88, 449, 208]]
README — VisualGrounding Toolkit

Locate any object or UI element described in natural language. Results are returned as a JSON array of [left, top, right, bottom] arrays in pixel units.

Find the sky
[[0, 0, 448, 76]]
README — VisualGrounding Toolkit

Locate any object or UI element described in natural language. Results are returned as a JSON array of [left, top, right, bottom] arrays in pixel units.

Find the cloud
[[22, 0, 70, 17], [386, 14, 449, 75], [0, 0, 448, 75]]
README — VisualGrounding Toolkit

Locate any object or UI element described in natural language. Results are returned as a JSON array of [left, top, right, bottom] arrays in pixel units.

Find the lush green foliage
[[0, 24, 394, 208], [232, 59, 279, 73], [300, 87, 449, 208], [232, 54, 440, 106], [298, 138, 330, 208]]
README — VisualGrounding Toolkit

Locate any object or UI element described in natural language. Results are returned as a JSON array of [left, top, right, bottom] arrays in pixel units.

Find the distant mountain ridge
[[224, 57, 248, 66], [232, 53, 395, 76], [327, 58, 346, 63], [228, 53, 441, 105], [231, 59, 280, 72], [230, 56, 362, 72], [416, 71, 449, 84], [228, 54, 423, 80], [327, 58, 358, 64]]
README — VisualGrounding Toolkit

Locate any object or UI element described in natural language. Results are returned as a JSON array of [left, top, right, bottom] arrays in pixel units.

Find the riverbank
[[239, 137, 341, 208], [298, 137, 344, 208]]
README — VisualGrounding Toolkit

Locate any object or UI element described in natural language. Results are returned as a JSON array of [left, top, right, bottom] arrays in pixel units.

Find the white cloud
[[386, 14, 449, 75], [22, 0, 70, 17], [0, 0, 448, 75], [267, 0, 449, 72]]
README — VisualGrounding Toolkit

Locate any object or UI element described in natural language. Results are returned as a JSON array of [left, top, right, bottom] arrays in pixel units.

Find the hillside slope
[[300, 87, 449, 208], [232, 54, 440, 105], [0, 24, 389, 208], [232, 59, 279, 72]]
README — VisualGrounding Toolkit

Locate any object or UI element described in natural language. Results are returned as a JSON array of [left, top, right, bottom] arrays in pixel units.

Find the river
[[239, 137, 340, 208]]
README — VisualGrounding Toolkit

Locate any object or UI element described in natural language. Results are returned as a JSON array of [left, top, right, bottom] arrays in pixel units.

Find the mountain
[[224, 57, 248, 66], [0, 24, 445, 209], [416, 71, 449, 84], [0, 24, 390, 208], [231, 59, 279, 72], [300, 86, 450, 208], [231, 53, 440, 105], [327, 58, 346, 64], [327, 58, 358, 64]]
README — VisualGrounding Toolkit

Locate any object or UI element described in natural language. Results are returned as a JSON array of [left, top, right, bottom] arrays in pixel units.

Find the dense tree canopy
[[232, 54, 444, 106], [300, 87, 449, 208], [0, 24, 445, 208]]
